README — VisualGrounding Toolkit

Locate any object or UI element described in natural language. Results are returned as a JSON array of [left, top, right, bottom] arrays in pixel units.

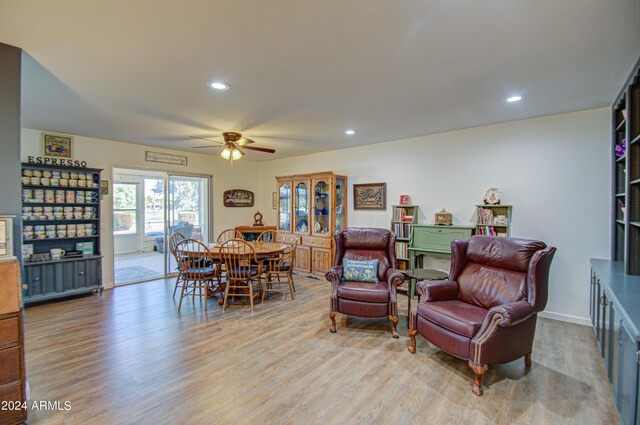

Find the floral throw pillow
[[342, 259, 379, 283]]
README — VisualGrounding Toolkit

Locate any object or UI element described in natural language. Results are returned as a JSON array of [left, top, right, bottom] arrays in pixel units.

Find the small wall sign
[[145, 151, 188, 166], [223, 189, 255, 207], [42, 132, 73, 159]]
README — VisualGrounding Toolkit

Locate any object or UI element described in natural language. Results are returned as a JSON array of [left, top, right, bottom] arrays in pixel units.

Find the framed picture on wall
[[42, 132, 73, 159], [353, 183, 386, 210]]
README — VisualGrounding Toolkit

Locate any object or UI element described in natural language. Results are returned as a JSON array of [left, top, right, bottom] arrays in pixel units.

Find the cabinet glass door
[[335, 177, 346, 231], [313, 179, 331, 235], [294, 181, 309, 234], [278, 183, 291, 232]]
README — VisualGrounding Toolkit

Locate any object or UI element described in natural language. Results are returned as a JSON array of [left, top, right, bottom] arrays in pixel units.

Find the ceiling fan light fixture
[[231, 148, 242, 160], [220, 147, 231, 159], [208, 81, 229, 91]]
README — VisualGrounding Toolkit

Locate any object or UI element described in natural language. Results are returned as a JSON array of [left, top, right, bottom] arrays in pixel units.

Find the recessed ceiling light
[[506, 95, 524, 103], [345, 129, 357, 135], [208, 81, 229, 91]]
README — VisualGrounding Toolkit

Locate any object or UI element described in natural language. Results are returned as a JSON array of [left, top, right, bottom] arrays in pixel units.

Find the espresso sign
[[26, 156, 88, 168]]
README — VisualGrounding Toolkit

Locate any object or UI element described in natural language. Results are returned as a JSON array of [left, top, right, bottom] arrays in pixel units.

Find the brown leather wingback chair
[[408, 235, 556, 395], [325, 228, 405, 338]]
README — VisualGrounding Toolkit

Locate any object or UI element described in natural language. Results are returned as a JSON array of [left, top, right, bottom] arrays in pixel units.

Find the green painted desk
[[408, 224, 474, 268]]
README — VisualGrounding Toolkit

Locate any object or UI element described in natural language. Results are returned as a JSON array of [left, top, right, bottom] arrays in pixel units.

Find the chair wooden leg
[[288, 276, 295, 300], [468, 362, 489, 396], [261, 275, 267, 303], [389, 315, 399, 338], [524, 352, 532, 368], [329, 311, 338, 333], [172, 273, 182, 297], [249, 282, 255, 312], [202, 281, 208, 312], [222, 282, 231, 311], [178, 280, 187, 312], [408, 329, 418, 353]]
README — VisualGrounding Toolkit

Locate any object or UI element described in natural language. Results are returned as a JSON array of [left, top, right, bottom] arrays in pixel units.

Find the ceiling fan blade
[[189, 135, 223, 145], [192, 145, 216, 149], [244, 145, 276, 154], [236, 137, 255, 146]]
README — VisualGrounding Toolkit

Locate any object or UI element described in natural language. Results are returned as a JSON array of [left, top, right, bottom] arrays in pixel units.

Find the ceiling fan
[[190, 132, 276, 160]]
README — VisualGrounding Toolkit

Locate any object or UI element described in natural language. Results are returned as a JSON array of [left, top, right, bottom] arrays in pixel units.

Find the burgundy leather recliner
[[408, 235, 556, 395], [325, 228, 405, 338]]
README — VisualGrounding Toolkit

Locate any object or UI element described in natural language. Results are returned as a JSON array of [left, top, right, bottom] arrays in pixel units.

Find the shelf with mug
[[24, 235, 99, 242], [24, 254, 103, 266], [21, 185, 99, 190], [22, 201, 98, 206], [23, 218, 99, 222]]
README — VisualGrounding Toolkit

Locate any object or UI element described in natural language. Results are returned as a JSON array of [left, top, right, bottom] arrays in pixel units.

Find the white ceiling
[[1, 0, 639, 161]]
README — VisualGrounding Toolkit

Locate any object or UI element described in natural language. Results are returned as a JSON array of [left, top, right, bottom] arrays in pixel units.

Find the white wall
[[21, 108, 612, 323], [21, 129, 261, 288], [257, 108, 612, 324]]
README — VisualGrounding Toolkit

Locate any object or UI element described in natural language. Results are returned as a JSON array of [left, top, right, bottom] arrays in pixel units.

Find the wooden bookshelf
[[475, 204, 513, 236], [390, 205, 418, 272]]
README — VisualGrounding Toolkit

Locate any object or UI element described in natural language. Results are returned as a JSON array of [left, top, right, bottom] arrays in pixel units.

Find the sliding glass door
[[165, 174, 211, 274]]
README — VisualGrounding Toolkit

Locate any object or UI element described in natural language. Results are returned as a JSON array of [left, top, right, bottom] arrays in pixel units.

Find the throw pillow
[[342, 259, 379, 283]]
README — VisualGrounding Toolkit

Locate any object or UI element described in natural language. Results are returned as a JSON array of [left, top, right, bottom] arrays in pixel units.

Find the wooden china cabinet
[[276, 172, 347, 277]]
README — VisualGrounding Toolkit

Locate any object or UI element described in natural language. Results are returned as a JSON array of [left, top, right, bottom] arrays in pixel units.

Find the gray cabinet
[[591, 259, 640, 425], [23, 257, 102, 302], [21, 163, 103, 304]]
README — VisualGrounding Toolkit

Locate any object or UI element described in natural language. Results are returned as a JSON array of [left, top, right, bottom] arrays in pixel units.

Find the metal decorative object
[[434, 209, 452, 226]]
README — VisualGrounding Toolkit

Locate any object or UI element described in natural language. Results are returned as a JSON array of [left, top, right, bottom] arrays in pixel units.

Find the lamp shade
[[220, 147, 231, 159], [231, 148, 242, 160]]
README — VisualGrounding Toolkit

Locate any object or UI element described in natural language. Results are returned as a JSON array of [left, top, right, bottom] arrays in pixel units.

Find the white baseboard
[[539, 310, 591, 327]]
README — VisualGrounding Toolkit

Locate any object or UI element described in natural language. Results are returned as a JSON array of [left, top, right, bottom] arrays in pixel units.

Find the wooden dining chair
[[263, 241, 296, 301], [217, 228, 243, 243], [168, 232, 186, 297], [219, 239, 264, 312], [256, 230, 284, 243], [175, 238, 223, 312]]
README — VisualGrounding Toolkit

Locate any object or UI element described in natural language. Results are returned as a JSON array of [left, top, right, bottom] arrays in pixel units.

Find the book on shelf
[[392, 222, 412, 239], [402, 215, 413, 222], [476, 207, 494, 225]]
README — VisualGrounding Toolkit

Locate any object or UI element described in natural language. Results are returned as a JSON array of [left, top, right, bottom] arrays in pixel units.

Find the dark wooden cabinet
[[0, 259, 27, 425]]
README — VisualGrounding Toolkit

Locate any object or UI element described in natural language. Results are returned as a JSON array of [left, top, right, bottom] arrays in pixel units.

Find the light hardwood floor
[[23, 275, 619, 425]]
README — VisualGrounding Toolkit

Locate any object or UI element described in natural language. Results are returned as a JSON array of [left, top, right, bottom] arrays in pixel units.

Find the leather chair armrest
[[478, 301, 535, 333], [385, 268, 405, 288], [417, 280, 459, 302], [325, 266, 343, 284]]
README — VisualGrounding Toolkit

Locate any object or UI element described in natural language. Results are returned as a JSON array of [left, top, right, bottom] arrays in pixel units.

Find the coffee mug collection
[[23, 223, 96, 240], [22, 169, 98, 189]]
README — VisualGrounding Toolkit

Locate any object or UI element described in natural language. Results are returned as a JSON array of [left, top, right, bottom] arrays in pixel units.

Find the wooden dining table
[[182, 241, 289, 301]]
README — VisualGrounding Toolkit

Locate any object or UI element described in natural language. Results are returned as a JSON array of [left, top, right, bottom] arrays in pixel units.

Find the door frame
[[164, 172, 214, 276], [110, 166, 214, 285]]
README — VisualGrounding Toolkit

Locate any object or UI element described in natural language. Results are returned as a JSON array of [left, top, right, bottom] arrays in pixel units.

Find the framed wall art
[[223, 189, 255, 207], [353, 183, 386, 210], [42, 132, 73, 159]]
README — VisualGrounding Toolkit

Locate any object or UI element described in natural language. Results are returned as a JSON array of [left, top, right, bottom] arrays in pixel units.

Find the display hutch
[[21, 163, 103, 304], [590, 56, 640, 425], [475, 204, 513, 236], [390, 205, 419, 271], [276, 172, 347, 277]]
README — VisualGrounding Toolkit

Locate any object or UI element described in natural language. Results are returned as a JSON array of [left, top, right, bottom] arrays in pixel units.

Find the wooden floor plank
[[22, 275, 619, 425]]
